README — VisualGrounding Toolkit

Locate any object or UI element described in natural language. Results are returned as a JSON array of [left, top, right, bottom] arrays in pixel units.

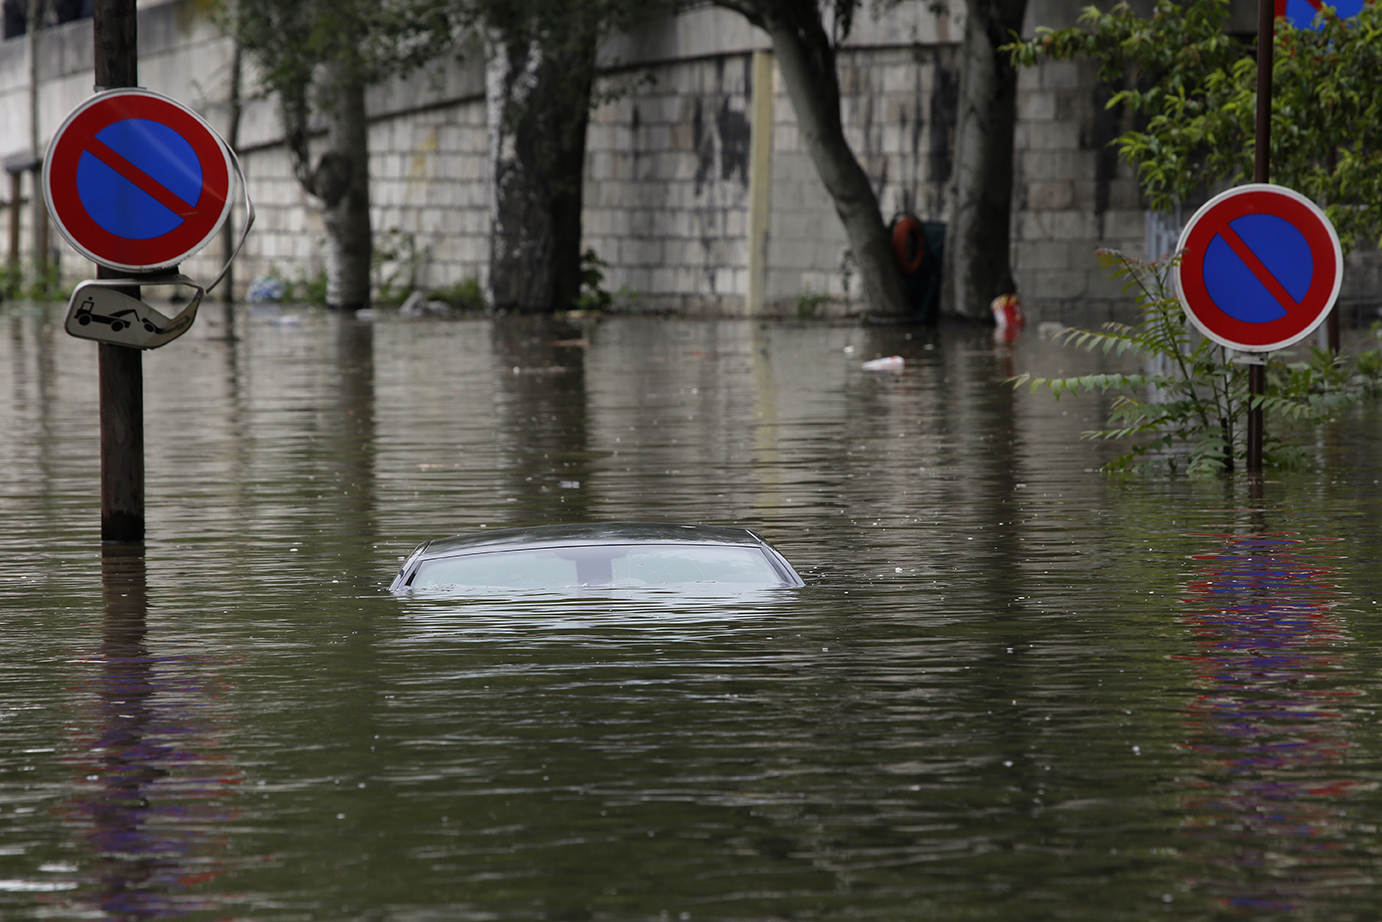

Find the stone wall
[[18, 0, 1373, 324], [1012, 56, 1147, 324], [584, 54, 752, 315]]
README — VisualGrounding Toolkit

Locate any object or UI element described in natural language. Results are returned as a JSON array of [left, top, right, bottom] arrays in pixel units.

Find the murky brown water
[[4, 300, 1382, 920]]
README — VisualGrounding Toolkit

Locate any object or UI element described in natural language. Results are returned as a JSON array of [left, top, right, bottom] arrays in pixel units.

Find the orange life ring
[[890, 214, 925, 275]]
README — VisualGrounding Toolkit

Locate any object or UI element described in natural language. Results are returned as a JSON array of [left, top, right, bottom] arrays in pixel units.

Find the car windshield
[[410, 543, 789, 592]]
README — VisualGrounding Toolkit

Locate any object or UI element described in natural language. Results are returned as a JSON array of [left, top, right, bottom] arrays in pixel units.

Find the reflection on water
[[398, 591, 802, 643], [2, 302, 1382, 919], [1180, 531, 1365, 912], [49, 546, 242, 921]]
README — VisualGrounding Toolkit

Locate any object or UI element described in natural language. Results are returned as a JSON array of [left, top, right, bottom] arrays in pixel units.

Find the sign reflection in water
[[1180, 531, 1360, 911], [54, 547, 242, 920]]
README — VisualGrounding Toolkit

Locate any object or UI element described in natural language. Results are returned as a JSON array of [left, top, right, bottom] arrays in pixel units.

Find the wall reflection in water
[[1180, 531, 1362, 911], [55, 546, 242, 921]]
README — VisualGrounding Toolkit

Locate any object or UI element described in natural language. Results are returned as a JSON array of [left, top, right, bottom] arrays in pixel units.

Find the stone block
[[584, 209, 613, 238], [1037, 59, 1082, 90], [668, 153, 702, 185], [1026, 181, 1075, 212], [1102, 208, 1147, 241], [774, 209, 817, 242], [1013, 149, 1053, 182], [650, 266, 678, 293], [589, 150, 613, 181], [618, 267, 653, 294], [1084, 266, 1127, 300], [1023, 120, 1083, 151], [1023, 267, 1089, 300], [1013, 238, 1075, 271], [438, 209, 465, 236], [462, 210, 489, 235], [617, 236, 654, 267], [676, 266, 709, 292], [1017, 209, 1100, 242], [880, 65, 914, 96], [774, 122, 800, 152], [723, 209, 746, 238], [1106, 177, 1143, 211], [455, 153, 484, 183], [661, 237, 696, 268], [877, 123, 905, 156], [1017, 90, 1058, 122], [628, 209, 654, 237], [1068, 179, 1098, 212]]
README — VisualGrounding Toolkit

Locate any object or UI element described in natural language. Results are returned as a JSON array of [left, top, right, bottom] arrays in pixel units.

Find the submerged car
[[389, 522, 805, 594]]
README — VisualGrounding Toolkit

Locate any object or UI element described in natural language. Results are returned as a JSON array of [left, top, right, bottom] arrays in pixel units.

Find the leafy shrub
[[1011, 249, 1374, 474], [428, 277, 486, 312], [576, 249, 612, 312]]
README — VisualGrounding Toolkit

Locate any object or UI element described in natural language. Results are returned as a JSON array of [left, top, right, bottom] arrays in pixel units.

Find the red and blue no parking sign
[[1278, 0, 1364, 29], [1173, 184, 1342, 353], [43, 89, 234, 272]]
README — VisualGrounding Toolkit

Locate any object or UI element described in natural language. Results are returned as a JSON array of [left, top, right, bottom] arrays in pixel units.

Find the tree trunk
[[487, 25, 596, 313], [220, 41, 243, 311], [943, 0, 1026, 320], [285, 57, 372, 311], [758, 12, 910, 320], [28, 0, 49, 293], [320, 70, 372, 311]]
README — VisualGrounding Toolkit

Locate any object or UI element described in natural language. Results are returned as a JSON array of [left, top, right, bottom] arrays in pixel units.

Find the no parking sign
[[1173, 184, 1342, 353], [1278, 0, 1364, 29], [43, 88, 234, 272], [43, 88, 253, 349]]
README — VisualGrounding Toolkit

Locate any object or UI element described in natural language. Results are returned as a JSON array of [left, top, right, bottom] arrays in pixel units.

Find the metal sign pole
[[93, 0, 144, 543], [1248, 0, 1274, 475]]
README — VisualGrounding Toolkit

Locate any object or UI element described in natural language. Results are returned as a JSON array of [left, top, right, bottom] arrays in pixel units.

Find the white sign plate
[[64, 276, 204, 349]]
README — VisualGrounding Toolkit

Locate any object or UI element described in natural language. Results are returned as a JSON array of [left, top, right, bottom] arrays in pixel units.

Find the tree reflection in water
[[1180, 531, 1360, 912]]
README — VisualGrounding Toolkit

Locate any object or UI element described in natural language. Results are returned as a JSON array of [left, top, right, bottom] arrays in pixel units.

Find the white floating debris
[[861, 355, 904, 372]]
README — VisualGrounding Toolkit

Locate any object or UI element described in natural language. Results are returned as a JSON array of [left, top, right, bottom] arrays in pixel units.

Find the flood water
[[4, 300, 1382, 921]]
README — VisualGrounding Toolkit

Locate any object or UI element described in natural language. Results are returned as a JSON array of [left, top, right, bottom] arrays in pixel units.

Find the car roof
[[417, 522, 772, 558]]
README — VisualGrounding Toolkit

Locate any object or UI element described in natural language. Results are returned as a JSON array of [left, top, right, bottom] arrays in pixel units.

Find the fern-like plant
[[1011, 249, 1363, 474]]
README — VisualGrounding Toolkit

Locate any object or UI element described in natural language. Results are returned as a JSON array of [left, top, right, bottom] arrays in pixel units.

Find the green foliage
[[218, 0, 456, 105], [372, 229, 432, 305], [575, 248, 613, 312], [1354, 326, 1382, 393], [1008, 0, 1382, 252], [796, 289, 831, 320], [468, 0, 666, 154], [259, 264, 329, 304], [0, 260, 65, 301], [428, 277, 487, 311], [1010, 250, 1371, 474]]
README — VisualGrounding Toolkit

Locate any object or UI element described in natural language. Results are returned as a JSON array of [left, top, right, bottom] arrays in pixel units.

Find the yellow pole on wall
[[746, 49, 775, 317]]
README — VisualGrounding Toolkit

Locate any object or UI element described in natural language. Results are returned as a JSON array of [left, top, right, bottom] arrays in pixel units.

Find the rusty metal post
[[5, 169, 18, 296], [32, 166, 47, 294], [93, 0, 144, 543], [1255, 0, 1273, 187], [1247, 0, 1274, 475]]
